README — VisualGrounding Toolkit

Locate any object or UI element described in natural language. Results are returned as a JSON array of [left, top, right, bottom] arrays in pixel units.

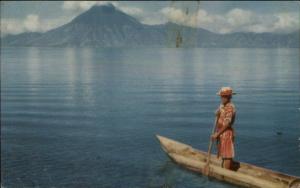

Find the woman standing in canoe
[[211, 87, 236, 170]]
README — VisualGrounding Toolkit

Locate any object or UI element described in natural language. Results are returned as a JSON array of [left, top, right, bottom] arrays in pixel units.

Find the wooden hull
[[156, 135, 300, 188]]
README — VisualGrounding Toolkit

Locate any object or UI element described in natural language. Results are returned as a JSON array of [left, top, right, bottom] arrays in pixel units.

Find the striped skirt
[[217, 129, 235, 159]]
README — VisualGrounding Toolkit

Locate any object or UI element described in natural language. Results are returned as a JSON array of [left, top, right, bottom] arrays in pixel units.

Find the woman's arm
[[212, 106, 234, 138]]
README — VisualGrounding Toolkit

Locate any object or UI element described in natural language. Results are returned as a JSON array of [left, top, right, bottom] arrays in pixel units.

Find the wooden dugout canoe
[[156, 135, 300, 188]]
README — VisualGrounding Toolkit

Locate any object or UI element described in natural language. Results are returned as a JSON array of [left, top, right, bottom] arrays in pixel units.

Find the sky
[[1, 1, 299, 36]]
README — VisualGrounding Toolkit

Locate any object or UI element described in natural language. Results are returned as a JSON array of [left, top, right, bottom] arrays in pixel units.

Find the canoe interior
[[156, 135, 300, 188]]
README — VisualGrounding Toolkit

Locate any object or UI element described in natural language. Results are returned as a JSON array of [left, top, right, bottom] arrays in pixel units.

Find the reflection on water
[[1, 47, 300, 187]]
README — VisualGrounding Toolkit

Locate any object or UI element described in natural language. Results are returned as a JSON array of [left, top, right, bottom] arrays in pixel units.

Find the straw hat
[[217, 87, 236, 96]]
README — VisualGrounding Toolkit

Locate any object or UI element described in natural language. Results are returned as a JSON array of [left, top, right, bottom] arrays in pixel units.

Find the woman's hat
[[217, 87, 236, 96]]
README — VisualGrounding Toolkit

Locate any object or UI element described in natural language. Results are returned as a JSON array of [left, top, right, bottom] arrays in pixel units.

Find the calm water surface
[[1, 47, 300, 187]]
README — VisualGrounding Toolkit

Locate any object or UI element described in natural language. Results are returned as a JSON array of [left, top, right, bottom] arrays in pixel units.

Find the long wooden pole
[[203, 115, 219, 175]]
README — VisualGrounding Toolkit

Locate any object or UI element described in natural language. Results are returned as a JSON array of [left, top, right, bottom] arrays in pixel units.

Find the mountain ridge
[[2, 4, 299, 48]]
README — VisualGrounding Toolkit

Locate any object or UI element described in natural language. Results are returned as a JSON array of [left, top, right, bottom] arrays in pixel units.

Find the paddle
[[203, 115, 219, 176]]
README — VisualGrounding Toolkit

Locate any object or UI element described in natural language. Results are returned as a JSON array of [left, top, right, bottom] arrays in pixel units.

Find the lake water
[[1, 47, 300, 188]]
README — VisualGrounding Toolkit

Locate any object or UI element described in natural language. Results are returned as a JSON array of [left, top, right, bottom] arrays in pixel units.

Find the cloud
[[160, 7, 299, 34], [23, 14, 40, 32], [62, 1, 118, 12], [140, 15, 167, 25], [62, 1, 143, 17], [161, 7, 187, 24], [1, 14, 71, 36], [119, 6, 143, 16], [160, 7, 223, 31], [272, 13, 299, 33], [226, 8, 256, 27]]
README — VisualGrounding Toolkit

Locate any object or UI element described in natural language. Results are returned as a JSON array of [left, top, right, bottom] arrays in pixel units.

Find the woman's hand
[[215, 109, 220, 117], [211, 132, 219, 140]]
